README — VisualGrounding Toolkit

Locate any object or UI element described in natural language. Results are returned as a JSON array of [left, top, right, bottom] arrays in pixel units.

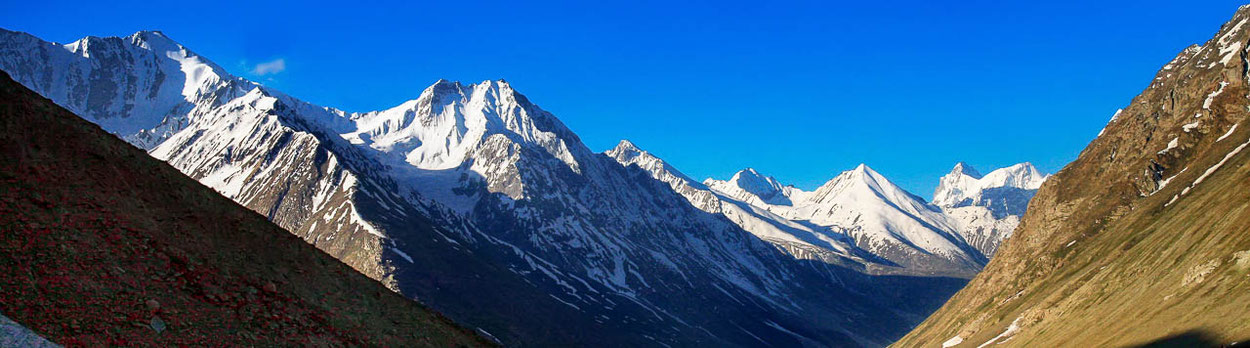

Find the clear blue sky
[[3, 1, 1245, 198]]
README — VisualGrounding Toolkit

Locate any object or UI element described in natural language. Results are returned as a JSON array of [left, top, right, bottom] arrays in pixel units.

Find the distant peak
[[612, 139, 642, 154], [999, 162, 1041, 176], [133, 30, 167, 37], [421, 79, 466, 100], [729, 167, 783, 197], [126, 30, 179, 47], [950, 162, 983, 178], [421, 79, 525, 100], [737, 167, 762, 176], [848, 163, 879, 177]]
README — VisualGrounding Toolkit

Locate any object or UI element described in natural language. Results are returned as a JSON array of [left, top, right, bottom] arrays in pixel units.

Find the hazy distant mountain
[[897, 5, 1250, 347]]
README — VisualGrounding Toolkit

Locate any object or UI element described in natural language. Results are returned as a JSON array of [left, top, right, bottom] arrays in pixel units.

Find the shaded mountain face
[[0, 29, 977, 346], [896, 5, 1250, 347], [0, 70, 488, 346]]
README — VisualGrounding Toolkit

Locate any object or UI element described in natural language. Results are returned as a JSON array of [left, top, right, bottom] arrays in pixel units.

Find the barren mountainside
[[896, 5, 1250, 347]]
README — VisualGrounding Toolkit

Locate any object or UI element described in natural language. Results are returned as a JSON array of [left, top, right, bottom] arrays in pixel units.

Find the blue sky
[[3, 1, 1245, 197]]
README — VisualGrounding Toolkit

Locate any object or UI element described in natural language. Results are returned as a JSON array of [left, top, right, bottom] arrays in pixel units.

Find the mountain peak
[[120, 30, 184, 53], [614, 139, 640, 152], [838, 163, 880, 180], [950, 162, 983, 178], [352, 77, 585, 174], [130, 30, 169, 39], [606, 139, 647, 162], [729, 167, 783, 198], [1009, 161, 1036, 171], [853, 163, 873, 174], [428, 78, 461, 88], [933, 161, 1047, 208]]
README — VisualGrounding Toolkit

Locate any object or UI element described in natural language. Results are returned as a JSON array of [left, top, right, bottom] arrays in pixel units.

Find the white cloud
[[251, 58, 286, 76]]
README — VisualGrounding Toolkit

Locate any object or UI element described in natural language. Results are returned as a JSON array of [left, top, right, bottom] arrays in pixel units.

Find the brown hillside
[[896, 5, 1250, 348]]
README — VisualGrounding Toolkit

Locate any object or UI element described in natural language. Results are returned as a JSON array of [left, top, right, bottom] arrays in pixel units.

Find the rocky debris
[[145, 299, 160, 311], [149, 316, 166, 333]]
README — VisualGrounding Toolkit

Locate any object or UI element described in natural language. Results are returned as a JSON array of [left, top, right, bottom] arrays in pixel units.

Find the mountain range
[[0, 28, 1044, 346]]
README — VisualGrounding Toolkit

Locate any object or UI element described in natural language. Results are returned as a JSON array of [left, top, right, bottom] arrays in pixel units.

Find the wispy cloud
[[251, 58, 286, 76]]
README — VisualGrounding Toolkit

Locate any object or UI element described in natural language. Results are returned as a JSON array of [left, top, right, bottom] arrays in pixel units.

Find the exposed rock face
[[896, 5, 1250, 347]]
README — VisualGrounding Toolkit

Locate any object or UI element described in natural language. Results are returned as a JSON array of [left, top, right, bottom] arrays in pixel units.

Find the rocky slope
[[0, 29, 976, 346], [895, 5, 1250, 347], [0, 70, 488, 346]]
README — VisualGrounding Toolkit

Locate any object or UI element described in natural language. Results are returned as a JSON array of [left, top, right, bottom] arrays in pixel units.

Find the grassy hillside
[[0, 70, 491, 346], [895, 5, 1250, 348]]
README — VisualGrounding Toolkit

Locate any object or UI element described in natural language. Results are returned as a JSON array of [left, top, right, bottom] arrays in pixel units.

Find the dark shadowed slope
[[0, 70, 490, 346], [895, 5, 1250, 347]]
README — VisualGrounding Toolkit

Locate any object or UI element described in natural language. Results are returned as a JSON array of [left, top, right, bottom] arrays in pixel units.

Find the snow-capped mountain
[[0, 28, 981, 346], [703, 164, 989, 276], [933, 162, 1046, 214], [0, 30, 250, 149], [933, 162, 1047, 256], [607, 141, 873, 269], [610, 137, 1045, 276]]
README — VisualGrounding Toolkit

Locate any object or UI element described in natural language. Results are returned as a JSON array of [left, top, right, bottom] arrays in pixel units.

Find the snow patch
[[1158, 137, 1179, 154], [349, 207, 386, 238], [1192, 138, 1249, 188], [1219, 41, 1243, 66], [1168, 136, 1250, 206], [1203, 82, 1228, 110], [1154, 167, 1187, 194], [390, 247, 414, 263], [943, 335, 965, 348], [1097, 109, 1123, 137], [977, 317, 1022, 348], [1218, 124, 1239, 142], [1183, 120, 1201, 132]]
